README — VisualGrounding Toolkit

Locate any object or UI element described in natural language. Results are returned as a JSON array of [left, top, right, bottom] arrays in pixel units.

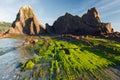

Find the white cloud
[[94, 0, 112, 8], [98, 0, 120, 10], [101, 9, 120, 18]]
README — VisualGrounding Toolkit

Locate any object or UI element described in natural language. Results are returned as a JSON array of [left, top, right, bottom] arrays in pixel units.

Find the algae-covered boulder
[[24, 60, 35, 69]]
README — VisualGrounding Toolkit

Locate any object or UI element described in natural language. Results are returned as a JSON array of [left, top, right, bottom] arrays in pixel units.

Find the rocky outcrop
[[82, 7, 101, 26], [52, 13, 97, 35], [46, 7, 114, 36], [101, 32, 120, 40], [7, 5, 45, 35], [23, 38, 39, 45], [0, 32, 9, 38], [82, 7, 113, 34], [5, 6, 116, 37]]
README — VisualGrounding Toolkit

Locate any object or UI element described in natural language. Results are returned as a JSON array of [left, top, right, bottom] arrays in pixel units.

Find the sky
[[0, 0, 120, 31]]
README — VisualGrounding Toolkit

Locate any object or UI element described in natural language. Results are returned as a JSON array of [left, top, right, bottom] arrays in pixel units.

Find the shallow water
[[0, 38, 32, 80]]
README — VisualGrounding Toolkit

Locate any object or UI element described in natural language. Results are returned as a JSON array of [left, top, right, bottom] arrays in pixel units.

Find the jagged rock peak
[[82, 7, 101, 26], [19, 5, 34, 19], [88, 7, 101, 21], [8, 5, 45, 35], [88, 7, 99, 14], [47, 7, 114, 35], [64, 12, 73, 16]]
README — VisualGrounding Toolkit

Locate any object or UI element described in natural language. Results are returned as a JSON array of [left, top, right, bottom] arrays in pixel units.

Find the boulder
[[99, 23, 114, 34], [101, 32, 120, 40], [23, 38, 39, 46]]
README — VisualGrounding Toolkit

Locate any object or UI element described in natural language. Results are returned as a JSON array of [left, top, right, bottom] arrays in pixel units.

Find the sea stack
[[46, 7, 114, 35], [8, 5, 45, 35]]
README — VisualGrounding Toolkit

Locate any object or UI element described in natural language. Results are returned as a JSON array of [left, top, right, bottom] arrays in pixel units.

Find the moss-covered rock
[[24, 60, 35, 69]]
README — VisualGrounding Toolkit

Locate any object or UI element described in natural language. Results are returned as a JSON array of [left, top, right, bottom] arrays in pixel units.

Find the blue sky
[[0, 0, 120, 31]]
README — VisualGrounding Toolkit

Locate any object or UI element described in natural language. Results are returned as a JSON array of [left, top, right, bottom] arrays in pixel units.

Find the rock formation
[[23, 38, 39, 45], [82, 7, 101, 26], [46, 7, 114, 35], [6, 6, 116, 37], [7, 5, 45, 35]]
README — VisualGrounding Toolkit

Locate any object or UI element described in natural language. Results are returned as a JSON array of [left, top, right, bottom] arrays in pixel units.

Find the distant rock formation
[[7, 5, 45, 35], [82, 7, 101, 26], [46, 7, 114, 35], [6, 6, 115, 36]]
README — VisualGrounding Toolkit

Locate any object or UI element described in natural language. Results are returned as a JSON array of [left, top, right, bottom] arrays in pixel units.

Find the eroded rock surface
[[7, 5, 45, 35], [46, 7, 114, 36]]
